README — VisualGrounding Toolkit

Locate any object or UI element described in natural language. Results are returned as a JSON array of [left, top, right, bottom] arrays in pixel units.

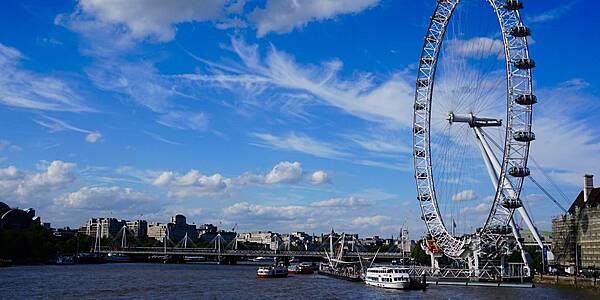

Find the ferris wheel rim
[[412, 0, 534, 259]]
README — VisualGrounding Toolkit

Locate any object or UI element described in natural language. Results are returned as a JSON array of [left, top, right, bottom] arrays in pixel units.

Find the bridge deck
[[99, 247, 405, 258]]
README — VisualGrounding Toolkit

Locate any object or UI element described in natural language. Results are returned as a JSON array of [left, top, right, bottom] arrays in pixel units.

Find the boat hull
[[256, 273, 288, 278], [365, 280, 411, 289]]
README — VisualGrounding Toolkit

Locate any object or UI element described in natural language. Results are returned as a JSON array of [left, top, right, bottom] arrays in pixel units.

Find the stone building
[[126, 220, 148, 237], [552, 174, 600, 269], [78, 218, 125, 238], [147, 214, 197, 242]]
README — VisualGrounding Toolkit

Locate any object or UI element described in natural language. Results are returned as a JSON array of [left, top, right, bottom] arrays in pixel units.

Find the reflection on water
[[1, 263, 599, 299]]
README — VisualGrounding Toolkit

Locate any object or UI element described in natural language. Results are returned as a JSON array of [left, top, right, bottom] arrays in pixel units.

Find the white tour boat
[[365, 266, 412, 289], [256, 265, 288, 278]]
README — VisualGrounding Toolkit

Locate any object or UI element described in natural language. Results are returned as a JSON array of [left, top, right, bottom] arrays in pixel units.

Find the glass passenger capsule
[[513, 131, 536, 142], [514, 58, 536, 69], [508, 166, 530, 177], [510, 26, 531, 37], [503, 0, 523, 10], [502, 198, 523, 209], [515, 94, 537, 105]]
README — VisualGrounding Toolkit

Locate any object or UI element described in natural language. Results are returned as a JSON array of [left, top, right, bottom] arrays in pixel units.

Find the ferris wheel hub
[[447, 112, 502, 127]]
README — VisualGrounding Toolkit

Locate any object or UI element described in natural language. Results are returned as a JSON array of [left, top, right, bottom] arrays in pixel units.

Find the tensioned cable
[[485, 129, 570, 213]]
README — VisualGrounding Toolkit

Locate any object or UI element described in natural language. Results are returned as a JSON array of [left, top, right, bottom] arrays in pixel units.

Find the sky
[[0, 0, 598, 239]]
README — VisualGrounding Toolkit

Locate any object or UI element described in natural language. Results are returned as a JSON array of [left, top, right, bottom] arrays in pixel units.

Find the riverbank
[[534, 274, 600, 288]]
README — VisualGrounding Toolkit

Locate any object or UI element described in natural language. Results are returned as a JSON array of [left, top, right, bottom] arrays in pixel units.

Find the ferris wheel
[[412, 0, 541, 268]]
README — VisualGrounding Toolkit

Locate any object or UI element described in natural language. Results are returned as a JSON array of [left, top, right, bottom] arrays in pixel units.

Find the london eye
[[413, 0, 542, 274]]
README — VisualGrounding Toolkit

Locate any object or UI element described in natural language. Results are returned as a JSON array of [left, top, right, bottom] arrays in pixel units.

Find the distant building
[[52, 227, 78, 239], [197, 223, 217, 237], [552, 174, 600, 270], [78, 218, 125, 238], [0, 202, 41, 230], [281, 231, 313, 250], [147, 214, 197, 242], [126, 220, 148, 237], [237, 231, 273, 249], [147, 223, 169, 241]]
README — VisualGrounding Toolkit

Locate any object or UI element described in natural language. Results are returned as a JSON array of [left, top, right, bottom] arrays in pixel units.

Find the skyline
[[1, 0, 599, 238]]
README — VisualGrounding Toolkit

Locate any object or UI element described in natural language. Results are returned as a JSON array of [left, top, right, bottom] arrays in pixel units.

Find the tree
[[411, 240, 430, 265]]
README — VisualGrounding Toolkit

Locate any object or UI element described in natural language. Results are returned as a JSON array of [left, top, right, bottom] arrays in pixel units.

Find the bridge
[[99, 247, 406, 260]]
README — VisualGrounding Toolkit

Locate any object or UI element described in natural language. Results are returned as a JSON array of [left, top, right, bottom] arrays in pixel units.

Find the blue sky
[[0, 0, 598, 238]]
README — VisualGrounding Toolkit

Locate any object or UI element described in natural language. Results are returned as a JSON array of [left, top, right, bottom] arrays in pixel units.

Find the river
[[1, 263, 599, 299]]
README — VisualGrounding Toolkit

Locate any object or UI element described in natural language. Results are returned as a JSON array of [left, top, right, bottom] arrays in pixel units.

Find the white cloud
[[0, 140, 21, 152], [0, 161, 77, 203], [223, 202, 308, 220], [0, 43, 90, 112], [157, 111, 209, 131], [86, 60, 180, 112], [311, 196, 368, 207], [158, 170, 230, 198], [152, 171, 174, 187], [310, 170, 330, 184], [452, 190, 478, 202], [178, 38, 415, 128], [460, 203, 489, 214], [75, 0, 229, 42], [249, 0, 380, 37], [528, 1, 579, 24], [344, 133, 411, 154], [85, 132, 103, 143], [153, 161, 315, 199], [35, 116, 103, 143], [54, 185, 153, 210], [143, 131, 184, 146], [445, 37, 503, 60], [559, 78, 589, 90], [351, 215, 391, 227], [528, 80, 600, 187], [265, 161, 303, 184], [252, 132, 347, 159]]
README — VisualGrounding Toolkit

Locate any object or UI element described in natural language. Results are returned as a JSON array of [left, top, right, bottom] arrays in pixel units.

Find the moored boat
[[252, 256, 275, 263], [288, 264, 298, 274], [56, 255, 75, 265], [75, 253, 105, 264], [364, 266, 426, 290], [296, 263, 314, 274], [184, 256, 207, 263], [105, 252, 131, 263], [0, 258, 12, 268], [257, 265, 288, 278]]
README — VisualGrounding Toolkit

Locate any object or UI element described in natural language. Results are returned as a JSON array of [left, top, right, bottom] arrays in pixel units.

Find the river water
[[1, 263, 599, 299]]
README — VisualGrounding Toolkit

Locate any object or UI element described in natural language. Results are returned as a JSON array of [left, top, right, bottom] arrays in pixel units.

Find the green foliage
[[0, 225, 56, 262], [411, 240, 430, 265]]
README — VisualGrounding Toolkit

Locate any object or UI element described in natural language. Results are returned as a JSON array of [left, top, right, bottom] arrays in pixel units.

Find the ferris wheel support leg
[[467, 252, 480, 279], [474, 128, 531, 276], [475, 129, 543, 248]]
